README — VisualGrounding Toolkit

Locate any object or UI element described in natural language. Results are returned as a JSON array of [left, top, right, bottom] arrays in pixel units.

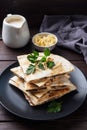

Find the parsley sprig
[[47, 101, 62, 113], [26, 48, 55, 75], [26, 64, 36, 75], [27, 50, 39, 63]]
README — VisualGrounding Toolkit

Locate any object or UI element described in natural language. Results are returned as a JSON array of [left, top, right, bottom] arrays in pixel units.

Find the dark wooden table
[[0, 28, 87, 130]]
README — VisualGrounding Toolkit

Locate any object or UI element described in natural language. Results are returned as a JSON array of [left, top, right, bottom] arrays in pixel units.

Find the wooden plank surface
[[0, 27, 87, 130], [0, 40, 84, 61], [0, 99, 87, 130]]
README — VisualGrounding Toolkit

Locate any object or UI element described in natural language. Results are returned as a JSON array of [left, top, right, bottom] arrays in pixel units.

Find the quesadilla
[[9, 75, 76, 106], [10, 66, 25, 79], [17, 53, 74, 82], [10, 66, 71, 90], [9, 51, 76, 106]]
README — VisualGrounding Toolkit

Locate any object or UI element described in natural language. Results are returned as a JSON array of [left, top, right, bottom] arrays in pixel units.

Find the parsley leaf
[[47, 101, 62, 113], [38, 63, 45, 70], [27, 51, 39, 63], [26, 64, 36, 74], [33, 50, 39, 57], [41, 56, 46, 62], [26, 48, 55, 74], [44, 48, 50, 57], [47, 61, 55, 69]]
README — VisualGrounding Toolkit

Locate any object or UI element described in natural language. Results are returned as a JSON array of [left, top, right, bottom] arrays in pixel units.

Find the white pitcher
[[2, 14, 30, 48]]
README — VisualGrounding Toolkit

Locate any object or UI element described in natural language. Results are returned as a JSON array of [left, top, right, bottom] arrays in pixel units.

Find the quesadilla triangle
[[17, 53, 74, 83], [25, 74, 70, 91], [10, 66, 25, 79], [10, 66, 50, 90], [36, 85, 76, 106], [9, 77, 47, 106], [9, 75, 77, 106], [10, 66, 71, 91], [9, 76, 39, 105]]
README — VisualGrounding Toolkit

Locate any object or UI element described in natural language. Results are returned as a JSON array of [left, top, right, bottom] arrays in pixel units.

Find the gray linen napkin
[[40, 15, 87, 63]]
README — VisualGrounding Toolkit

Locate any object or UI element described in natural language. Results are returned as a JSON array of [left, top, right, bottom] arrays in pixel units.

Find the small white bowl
[[32, 32, 58, 51]]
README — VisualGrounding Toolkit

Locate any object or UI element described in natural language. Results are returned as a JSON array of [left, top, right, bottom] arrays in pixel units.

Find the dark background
[[0, 0, 87, 28]]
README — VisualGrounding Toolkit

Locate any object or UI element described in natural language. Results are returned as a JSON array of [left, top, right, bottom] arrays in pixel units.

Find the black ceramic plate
[[0, 62, 87, 121]]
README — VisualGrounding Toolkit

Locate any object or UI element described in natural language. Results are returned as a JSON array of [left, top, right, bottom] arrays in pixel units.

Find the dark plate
[[0, 62, 87, 121]]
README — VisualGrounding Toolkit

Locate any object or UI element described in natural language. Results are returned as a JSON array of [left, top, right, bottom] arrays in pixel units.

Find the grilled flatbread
[[10, 67, 71, 91], [11, 66, 71, 91], [10, 66, 50, 90], [9, 52, 76, 106], [37, 85, 76, 105], [10, 66, 24, 79], [9, 77, 38, 105], [17, 53, 74, 82], [9, 75, 76, 106]]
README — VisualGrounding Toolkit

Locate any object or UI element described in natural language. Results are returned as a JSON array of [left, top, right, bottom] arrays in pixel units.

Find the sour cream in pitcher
[[2, 14, 30, 48]]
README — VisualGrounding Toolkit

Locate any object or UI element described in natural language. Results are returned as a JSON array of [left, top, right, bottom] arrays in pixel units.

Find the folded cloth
[[40, 15, 87, 64]]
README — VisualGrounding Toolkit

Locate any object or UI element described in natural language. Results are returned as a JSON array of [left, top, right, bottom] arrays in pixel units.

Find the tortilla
[[10, 66, 24, 79], [17, 53, 74, 82], [9, 52, 76, 106], [10, 66, 71, 91], [9, 75, 76, 106]]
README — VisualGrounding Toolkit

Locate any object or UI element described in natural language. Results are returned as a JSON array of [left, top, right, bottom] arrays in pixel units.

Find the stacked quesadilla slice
[[9, 52, 76, 106]]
